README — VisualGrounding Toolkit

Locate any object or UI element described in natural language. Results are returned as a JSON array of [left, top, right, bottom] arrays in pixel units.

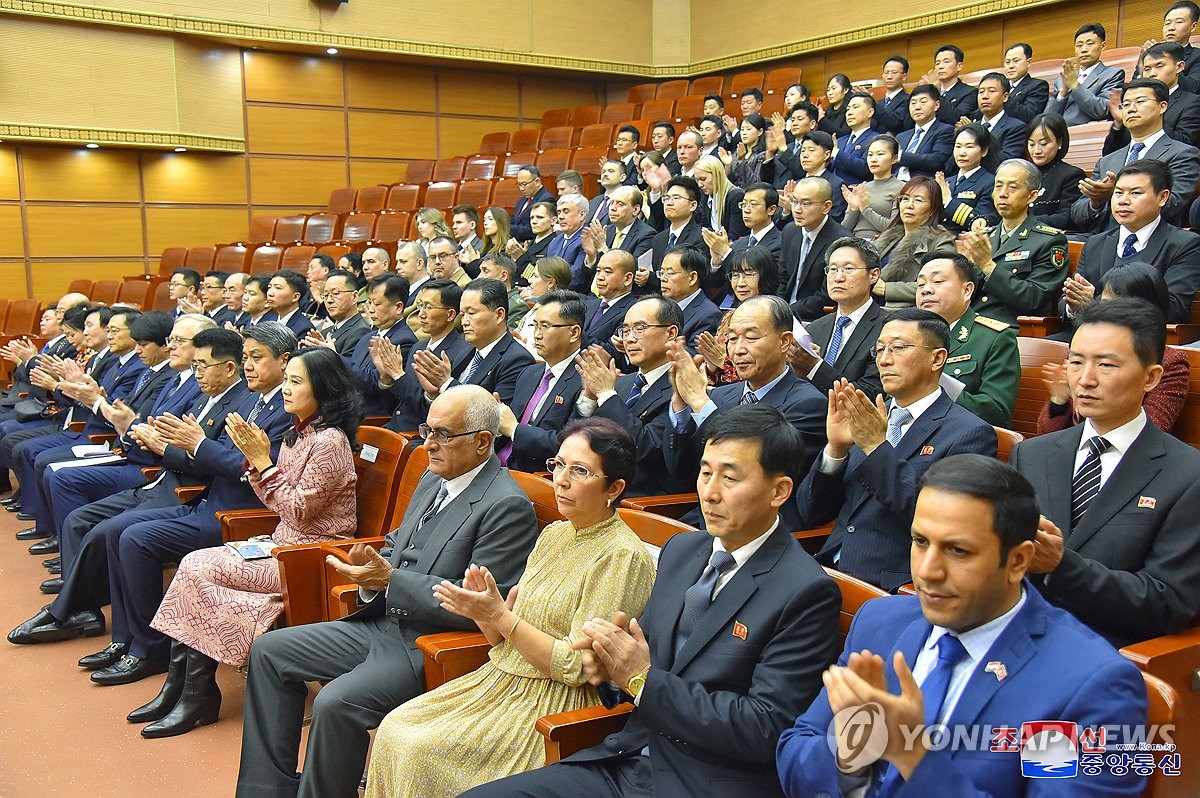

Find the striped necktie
[[1070, 436, 1111, 530]]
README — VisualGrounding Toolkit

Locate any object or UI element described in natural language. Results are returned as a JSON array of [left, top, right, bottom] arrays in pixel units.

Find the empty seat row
[[624, 67, 803, 105]]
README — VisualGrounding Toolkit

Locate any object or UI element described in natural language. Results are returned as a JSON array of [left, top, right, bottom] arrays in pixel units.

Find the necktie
[[247, 394, 267, 424], [589, 300, 609, 328], [789, 234, 813, 304], [906, 127, 924, 153], [497, 369, 554, 466], [748, 235, 758, 248], [132, 369, 151, 396], [461, 351, 484, 383], [667, 232, 677, 247], [825, 316, 852, 365], [674, 549, 737, 657], [886, 405, 913, 447], [981, 120, 991, 131], [613, 230, 626, 249], [1070, 436, 1111, 530], [414, 480, 450, 535], [598, 197, 610, 221], [739, 389, 759, 405], [1121, 233, 1138, 258], [1125, 141, 1146, 166], [625, 372, 647, 408]]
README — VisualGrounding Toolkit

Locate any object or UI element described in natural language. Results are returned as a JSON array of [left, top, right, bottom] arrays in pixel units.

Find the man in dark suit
[[896, 85, 957, 179], [511, 165, 555, 243], [305, 269, 369, 355], [643, 176, 705, 293], [576, 296, 694, 498], [794, 308, 997, 591], [706, 183, 783, 302], [1068, 160, 1200, 324], [262, 269, 317, 339], [465, 404, 841, 798], [778, 455, 1149, 797], [583, 250, 637, 355], [1047, 23, 1127, 124], [1071, 79, 1200, 231], [1003, 43, 1051, 122], [547, 194, 589, 292], [199, 270, 236, 327], [497, 291, 585, 472], [583, 186, 655, 286], [236, 386, 539, 798], [665, 296, 827, 532], [970, 74, 1027, 161], [1109, 42, 1200, 149], [780, 177, 853, 321], [873, 56, 914, 134], [792, 132, 848, 223], [650, 120, 680, 175], [830, 94, 880, 184], [0, 294, 84, 415], [924, 44, 977, 124], [1009, 298, 1200, 647], [1145, 1, 1200, 93], [762, 102, 821, 190], [345, 274, 415, 416], [222, 272, 251, 329], [657, 245, 722, 349], [586, 160, 628, 226], [789, 236, 887, 399]]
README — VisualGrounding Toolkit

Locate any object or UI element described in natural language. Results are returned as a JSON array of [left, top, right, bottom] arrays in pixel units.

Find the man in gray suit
[[1070, 78, 1200, 230], [235, 385, 539, 798], [1046, 23, 1126, 124]]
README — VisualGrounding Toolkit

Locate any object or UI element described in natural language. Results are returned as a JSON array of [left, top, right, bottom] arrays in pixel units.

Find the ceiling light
[[326, 47, 339, 55], [174, 147, 187, 153], [85, 143, 99, 149]]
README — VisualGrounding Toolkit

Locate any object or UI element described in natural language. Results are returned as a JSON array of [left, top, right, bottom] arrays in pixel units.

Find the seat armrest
[[362, 415, 392, 427], [274, 542, 336, 626], [175, 485, 204, 503], [67, 421, 85, 432], [1017, 315, 1064, 338], [536, 704, 634, 764], [620, 493, 700, 519], [322, 536, 388, 619], [141, 467, 162, 480], [88, 433, 117, 445], [792, 522, 834, 556], [215, 508, 279, 543], [415, 631, 492, 690]]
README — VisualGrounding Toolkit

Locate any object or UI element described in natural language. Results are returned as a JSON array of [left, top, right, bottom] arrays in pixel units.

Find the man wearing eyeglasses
[[497, 291, 585, 472], [780, 177, 853, 321], [511, 165, 555, 244], [704, 183, 783, 304], [791, 308, 997, 591], [345, 274, 416, 417], [238, 385, 538, 798], [426, 236, 471, 288], [301, 269, 368, 356], [645, 176, 706, 293]]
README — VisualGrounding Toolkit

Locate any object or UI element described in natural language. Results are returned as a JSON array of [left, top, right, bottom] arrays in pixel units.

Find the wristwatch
[[626, 669, 650, 699]]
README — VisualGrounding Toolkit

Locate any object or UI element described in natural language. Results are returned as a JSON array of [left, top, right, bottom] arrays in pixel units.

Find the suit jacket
[[1009, 421, 1200, 647], [1103, 88, 1200, 151], [896, 120, 956, 178], [79, 353, 148, 435], [124, 373, 205, 468], [504, 363, 583, 473], [679, 292, 724, 350], [1005, 75, 1051, 123], [1031, 159, 1086, 231], [586, 193, 615, 226], [355, 458, 539, 643], [582, 292, 637, 352], [511, 186, 554, 242], [975, 112, 1027, 161], [647, 221, 705, 291], [262, 309, 317, 339], [545, 230, 588, 291], [799, 391, 997, 590], [935, 80, 978, 124], [593, 371, 693, 497], [944, 168, 997, 232], [603, 219, 655, 275], [123, 363, 175, 419], [385, 331, 475, 433], [447, 332, 536, 406], [1075, 221, 1200, 323], [327, 313, 370, 356], [778, 589, 1148, 798], [1, 334, 77, 407], [1047, 62, 1126, 125], [830, 128, 880, 184], [345, 323, 418, 415], [779, 218, 853, 320], [802, 302, 887, 399], [567, 525, 841, 798], [157, 380, 251, 480], [208, 306, 236, 327], [698, 187, 750, 241], [873, 89, 913, 135], [975, 215, 1069, 322]]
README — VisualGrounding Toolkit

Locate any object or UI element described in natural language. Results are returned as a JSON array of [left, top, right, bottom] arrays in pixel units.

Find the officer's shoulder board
[[974, 315, 1010, 332]]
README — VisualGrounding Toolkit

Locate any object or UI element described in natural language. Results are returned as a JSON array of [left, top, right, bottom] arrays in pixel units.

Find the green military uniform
[[973, 216, 1069, 324], [945, 308, 1022, 427], [506, 287, 531, 328]]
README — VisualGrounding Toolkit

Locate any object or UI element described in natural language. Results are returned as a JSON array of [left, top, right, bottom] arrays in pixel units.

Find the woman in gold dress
[[364, 418, 657, 798]]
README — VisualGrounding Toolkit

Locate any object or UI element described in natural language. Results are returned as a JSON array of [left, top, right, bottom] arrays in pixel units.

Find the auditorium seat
[[463, 155, 499, 180], [689, 76, 724, 96], [272, 216, 307, 245], [422, 182, 459, 210], [317, 243, 351, 261], [90, 280, 121, 306], [504, 154, 538, 177], [491, 178, 521, 210], [509, 128, 543, 153], [571, 105, 602, 127], [456, 180, 493, 209], [151, 281, 173, 312], [536, 148, 572, 175], [372, 212, 410, 244], [339, 213, 378, 247], [184, 245, 216, 271], [540, 108, 571, 129], [1166, 344, 1200, 448], [67, 279, 94, 297], [247, 216, 277, 244], [386, 183, 420, 212], [249, 245, 284, 274], [1064, 121, 1111, 173], [992, 425, 1023, 462], [1121, 632, 1197, 798], [765, 66, 802, 96], [673, 95, 705, 125], [656, 80, 690, 100], [479, 131, 510, 156], [303, 213, 339, 244], [539, 126, 575, 151], [158, 247, 188, 275], [0, 299, 38, 334], [728, 71, 765, 97], [571, 146, 610, 171], [638, 98, 675, 121], [115, 281, 151, 310], [405, 160, 435, 183], [280, 245, 315, 272], [626, 83, 658, 104], [355, 185, 388, 213], [622, 119, 650, 143], [578, 123, 614, 148], [1013, 337, 1069, 437], [601, 102, 638, 124], [432, 157, 467, 182], [214, 244, 254, 273], [327, 187, 357, 216]]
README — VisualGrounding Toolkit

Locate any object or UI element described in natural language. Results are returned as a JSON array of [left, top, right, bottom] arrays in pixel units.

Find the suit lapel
[[631, 375, 670, 415], [1139, 222, 1171, 264], [390, 474, 440, 561], [1069, 425, 1164, 548], [892, 394, 951, 461], [947, 593, 1042, 726], [414, 461, 497, 571], [532, 369, 579, 425], [836, 305, 880, 368]]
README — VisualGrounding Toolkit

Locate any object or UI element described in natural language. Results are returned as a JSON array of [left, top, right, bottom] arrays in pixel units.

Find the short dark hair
[[603, 158, 628, 178], [89, 306, 115, 326], [618, 124, 640, 143], [742, 87, 764, 102], [665, 175, 701, 204], [1074, 296, 1166, 367], [1145, 41, 1187, 63], [518, 164, 541, 179], [827, 73, 852, 93], [741, 113, 768, 134], [885, 55, 910, 72], [1117, 158, 1173, 195], [919, 250, 975, 284], [870, 134, 900, 158], [558, 417, 637, 497], [667, 244, 708, 277], [980, 72, 1011, 92], [1026, 112, 1071, 161], [205, 269, 230, 284], [420, 279, 463, 312], [703, 94, 725, 108], [789, 101, 820, 123], [173, 268, 200, 290], [652, 120, 676, 138], [700, 114, 724, 130], [936, 44, 965, 63], [465, 277, 509, 314], [1122, 77, 1170, 103], [884, 307, 951, 350], [955, 122, 1002, 172], [273, 269, 308, 296], [130, 310, 173, 345], [324, 268, 361, 290], [920, 454, 1039, 563], [743, 182, 779, 209], [246, 273, 272, 297], [556, 170, 583, 192], [801, 131, 836, 152], [1076, 22, 1106, 41], [1097, 262, 1171, 318], [452, 205, 480, 225], [62, 305, 91, 332], [910, 83, 941, 102], [309, 253, 336, 272], [1008, 42, 1033, 59], [827, 236, 882, 272], [726, 246, 779, 296], [339, 251, 363, 277], [367, 273, 410, 305], [284, 347, 363, 449], [637, 295, 684, 331], [704, 404, 806, 485], [193, 327, 244, 363], [847, 92, 877, 111], [536, 289, 587, 327], [1169, 1, 1200, 23], [110, 308, 141, 327]]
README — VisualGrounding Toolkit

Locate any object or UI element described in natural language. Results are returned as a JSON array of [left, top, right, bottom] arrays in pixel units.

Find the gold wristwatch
[[626, 669, 650, 699]]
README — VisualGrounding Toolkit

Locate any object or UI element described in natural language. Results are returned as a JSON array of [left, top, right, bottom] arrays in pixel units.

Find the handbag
[[13, 398, 49, 422]]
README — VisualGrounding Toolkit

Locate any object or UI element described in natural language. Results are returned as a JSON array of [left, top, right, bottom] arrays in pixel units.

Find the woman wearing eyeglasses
[[365, 418, 655, 798], [135, 347, 361, 738], [870, 176, 956, 311], [696, 247, 779, 385]]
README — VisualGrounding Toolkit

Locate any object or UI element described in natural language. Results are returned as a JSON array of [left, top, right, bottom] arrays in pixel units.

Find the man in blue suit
[[658, 245, 723, 349], [777, 454, 1148, 797], [464, 405, 841, 798], [830, 93, 880, 185], [546, 194, 589, 292], [896, 85, 956, 179], [970, 73, 1028, 162], [794, 308, 996, 591], [345, 274, 416, 416], [510, 165, 555, 243]]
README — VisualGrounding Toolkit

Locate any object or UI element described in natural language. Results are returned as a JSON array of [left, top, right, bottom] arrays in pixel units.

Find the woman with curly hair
[[136, 347, 362, 738]]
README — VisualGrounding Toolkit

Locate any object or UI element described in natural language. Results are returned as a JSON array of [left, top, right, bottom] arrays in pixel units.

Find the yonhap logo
[[830, 702, 889, 771]]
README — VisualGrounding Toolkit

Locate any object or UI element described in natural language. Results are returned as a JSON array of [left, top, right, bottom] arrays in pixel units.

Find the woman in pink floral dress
[[136, 347, 362, 738]]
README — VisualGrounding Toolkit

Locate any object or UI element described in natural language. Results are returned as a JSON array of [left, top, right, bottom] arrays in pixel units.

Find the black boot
[[140, 647, 221, 738], [127, 639, 189, 723]]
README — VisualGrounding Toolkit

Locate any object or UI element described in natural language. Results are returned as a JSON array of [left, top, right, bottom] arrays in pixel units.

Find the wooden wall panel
[[32, 262, 136, 302], [349, 161, 407, 189], [25, 207, 144, 257], [0, 263, 27, 298], [345, 62, 437, 112], [908, 19, 1008, 76], [144, 208, 250, 253], [20, 150, 141, 203], [142, 153, 248, 205], [347, 112, 438, 160], [248, 158, 348, 206], [246, 107, 348, 157], [0, 207, 25, 258], [172, 41, 245, 141], [0, 149, 19, 201], [243, 51, 344, 106], [520, 77, 605, 117], [439, 72, 521, 117], [439, 119, 519, 161]]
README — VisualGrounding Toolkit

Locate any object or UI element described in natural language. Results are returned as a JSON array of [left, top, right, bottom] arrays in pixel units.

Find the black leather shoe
[[5, 502, 21, 513], [8, 608, 103, 644], [28, 536, 58, 555], [80, 641, 129, 671], [91, 654, 168, 686], [44, 556, 61, 570], [39, 577, 63, 594], [16, 511, 36, 521], [0, 496, 18, 506], [15, 527, 51, 541], [8, 607, 57, 644]]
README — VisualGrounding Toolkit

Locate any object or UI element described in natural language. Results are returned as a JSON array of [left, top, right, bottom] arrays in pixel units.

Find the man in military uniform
[[957, 158, 1069, 324], [917, 252, 1021, 427]]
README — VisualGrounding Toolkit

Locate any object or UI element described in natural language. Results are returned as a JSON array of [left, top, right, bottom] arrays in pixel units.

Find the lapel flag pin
[[985, 661, 1007, 681], [921, 445, 934, 456], [554, 395, 564, 404], [207, 419, 214, 426], [732, 621, 748, 640], [1138, 496, 1157, 509]]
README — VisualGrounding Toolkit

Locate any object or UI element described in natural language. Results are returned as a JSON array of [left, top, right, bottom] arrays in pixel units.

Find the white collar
[[837, 296, 875, 325], [1118, 216, 1162, 249], [710, 516, 779, 568], [1079, 410, 1148, 456], [442, 459, 491, 504], [894, 386, 943, 422], [640, 360, 672, 386]]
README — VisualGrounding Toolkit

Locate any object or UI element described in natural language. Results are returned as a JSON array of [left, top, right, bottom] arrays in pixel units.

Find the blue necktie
[[739, 390, 759, 405], [1125, 141, 1146, 166], [748, 235, 758, 247], [1121, 233, 1138, 259], [674, 549, 737, 658], [589, 300, 609, 328], [825, 316, 851, 365], [625, 372, 646, 408], [131, 369, 151, 396], [886, 405, 913, 447], [461, 351, 484, 383], [906, 127, 924, 153], [667, 232, 677, 247]]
